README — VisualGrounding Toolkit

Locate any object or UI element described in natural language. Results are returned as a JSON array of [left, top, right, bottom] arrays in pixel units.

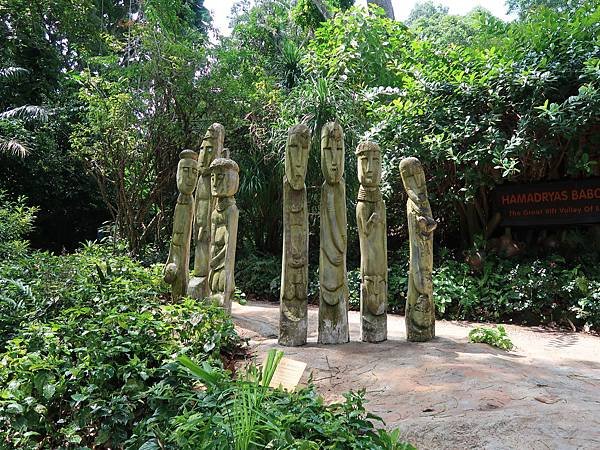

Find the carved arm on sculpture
[[323, 222, 343, 266], [163, 245, 178, 284], [417, 215, 437, 235], [224, 207, 239, 297], [366, 212, 381, 235], [410, 226, 434, 295], [197, 225, 208, 243], [325, 189, 345, 262], [210, 242, 227, 269], [406, 188, 432, 217]]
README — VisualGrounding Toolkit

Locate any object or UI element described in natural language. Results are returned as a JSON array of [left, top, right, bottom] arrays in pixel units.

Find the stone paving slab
[[232, 301, 600, 450]]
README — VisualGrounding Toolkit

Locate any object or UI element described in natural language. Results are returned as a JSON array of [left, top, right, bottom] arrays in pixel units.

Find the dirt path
[[232, 301, 600, 450]]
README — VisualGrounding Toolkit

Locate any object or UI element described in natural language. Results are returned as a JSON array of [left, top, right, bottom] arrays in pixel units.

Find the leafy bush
[[432, 253, 600, 331], [468, 325, 514, 351], [236, 251, 282, 300], [175, 350, 416, 450], [0, 242, 241, 449], [0, 191, 37, 258]]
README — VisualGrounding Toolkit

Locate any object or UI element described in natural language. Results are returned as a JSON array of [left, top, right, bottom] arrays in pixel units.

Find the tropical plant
[[468, 325, 515, 350]]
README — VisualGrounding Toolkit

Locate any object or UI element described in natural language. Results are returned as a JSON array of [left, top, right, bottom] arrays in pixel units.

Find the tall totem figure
[[400, 157, 437, 342], [164, 150, 199, 301], [318, 122, 349, 344], [356, 141, 387, 342], [207, 157, 239, 313], [188, 123, 224, 300], [279, 124, 311, 347]]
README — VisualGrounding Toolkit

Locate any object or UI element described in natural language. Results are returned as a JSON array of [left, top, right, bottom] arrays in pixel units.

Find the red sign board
[[494, 178, 600, 226]]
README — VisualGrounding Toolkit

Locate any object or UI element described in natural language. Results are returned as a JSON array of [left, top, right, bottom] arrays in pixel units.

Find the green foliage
[[0, 241, 241, 449], [0, 191, 37, 258], [176, 352, 415, 450], [468, 325, 514, 351], [236, 252, 282, 299], [70, 1, 210, 254], [432, 252, 600, 331], [301, 2, 600, 247], [292, 0, 355, 31]]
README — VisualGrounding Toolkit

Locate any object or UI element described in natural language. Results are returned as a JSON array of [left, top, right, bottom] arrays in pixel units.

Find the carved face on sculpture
[[198, 123, 224, 175], [210, 158, 240, 198], [400, 157, 427, 202], [177, 150, 199, 195], [321, 122, 344, 184], [356, 141, 381, 188], [285, 124, 310, 190]]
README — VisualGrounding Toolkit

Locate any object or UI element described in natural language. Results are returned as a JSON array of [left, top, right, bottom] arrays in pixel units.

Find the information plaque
[[494, 178, 600, 226]]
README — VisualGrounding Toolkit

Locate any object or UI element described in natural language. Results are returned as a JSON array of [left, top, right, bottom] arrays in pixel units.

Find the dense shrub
[[0, 191, 37, 258], [235, 251, 282, 300], [0, 242, 241, 449], [433, 253, 600, 331]]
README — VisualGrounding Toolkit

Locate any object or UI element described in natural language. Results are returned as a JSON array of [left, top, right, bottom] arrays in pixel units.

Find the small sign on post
[[265, 356, 307, 391], [494, 178, 600, 226]]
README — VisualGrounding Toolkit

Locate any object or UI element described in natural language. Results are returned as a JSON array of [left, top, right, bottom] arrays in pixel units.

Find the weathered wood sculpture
[[279, 124, 311, 347], [318, 122, 349, 344], [400, 157, 437, 341], [188, 123, 224, 300], [207, 157, 239, 313], [164, 150, 199, 301], [356, 141, 387, 342]]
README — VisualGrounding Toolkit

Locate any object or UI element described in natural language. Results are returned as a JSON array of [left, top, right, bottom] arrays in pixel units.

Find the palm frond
[[0, 138, 30, 157], [0, 66, 29, 82], [0, 105, 50, 123]]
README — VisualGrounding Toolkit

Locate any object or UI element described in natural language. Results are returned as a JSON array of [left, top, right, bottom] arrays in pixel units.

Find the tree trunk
[[367, 0, 395, 19], [310, 0, 332, 20]]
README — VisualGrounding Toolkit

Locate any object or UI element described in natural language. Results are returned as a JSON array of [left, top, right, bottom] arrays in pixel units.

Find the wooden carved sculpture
[[164, 150, 199, 301], [207, 157, 239, 313], [356, 141, 387, 342], [400, 157, 437, 341], [279, 124, 311, 346], [189, 123, 224, 299], [318, 122, 349, 344]]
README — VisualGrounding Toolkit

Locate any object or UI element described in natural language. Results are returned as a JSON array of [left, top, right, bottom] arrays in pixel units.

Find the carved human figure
[[400, 157, 437, 342], [207, 157, 239, 313], [279, 124, 311, 347], [318, 122, 349, 344], [356, 141, 387, 342], [164, 150, 199, 301], [189, 123, 224, 299]]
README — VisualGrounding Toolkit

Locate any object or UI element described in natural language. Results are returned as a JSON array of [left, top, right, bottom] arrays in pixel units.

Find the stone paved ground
[[232, 301, 600, 450]]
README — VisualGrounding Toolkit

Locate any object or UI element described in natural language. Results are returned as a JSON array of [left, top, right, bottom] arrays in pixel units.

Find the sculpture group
[[164, 123, 239, 314], [163, 121, 436, 345], [278, 121, 437, 346]]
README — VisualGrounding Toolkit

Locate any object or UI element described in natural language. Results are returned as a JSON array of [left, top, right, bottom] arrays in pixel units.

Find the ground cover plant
[[468, 325, 514, 351], [0, 241, 241, 448], [176, 349, 415, 450]]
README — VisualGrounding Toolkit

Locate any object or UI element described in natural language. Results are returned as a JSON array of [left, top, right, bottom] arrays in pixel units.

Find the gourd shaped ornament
[[164, 150, 199, 301], [207, 157, 239, 313], [400, 157, 437, 342], [279, 124, 311, 347], [318, 122, 349, 345], [188, 123, 224, 300], [356, 141, 387, 342]]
